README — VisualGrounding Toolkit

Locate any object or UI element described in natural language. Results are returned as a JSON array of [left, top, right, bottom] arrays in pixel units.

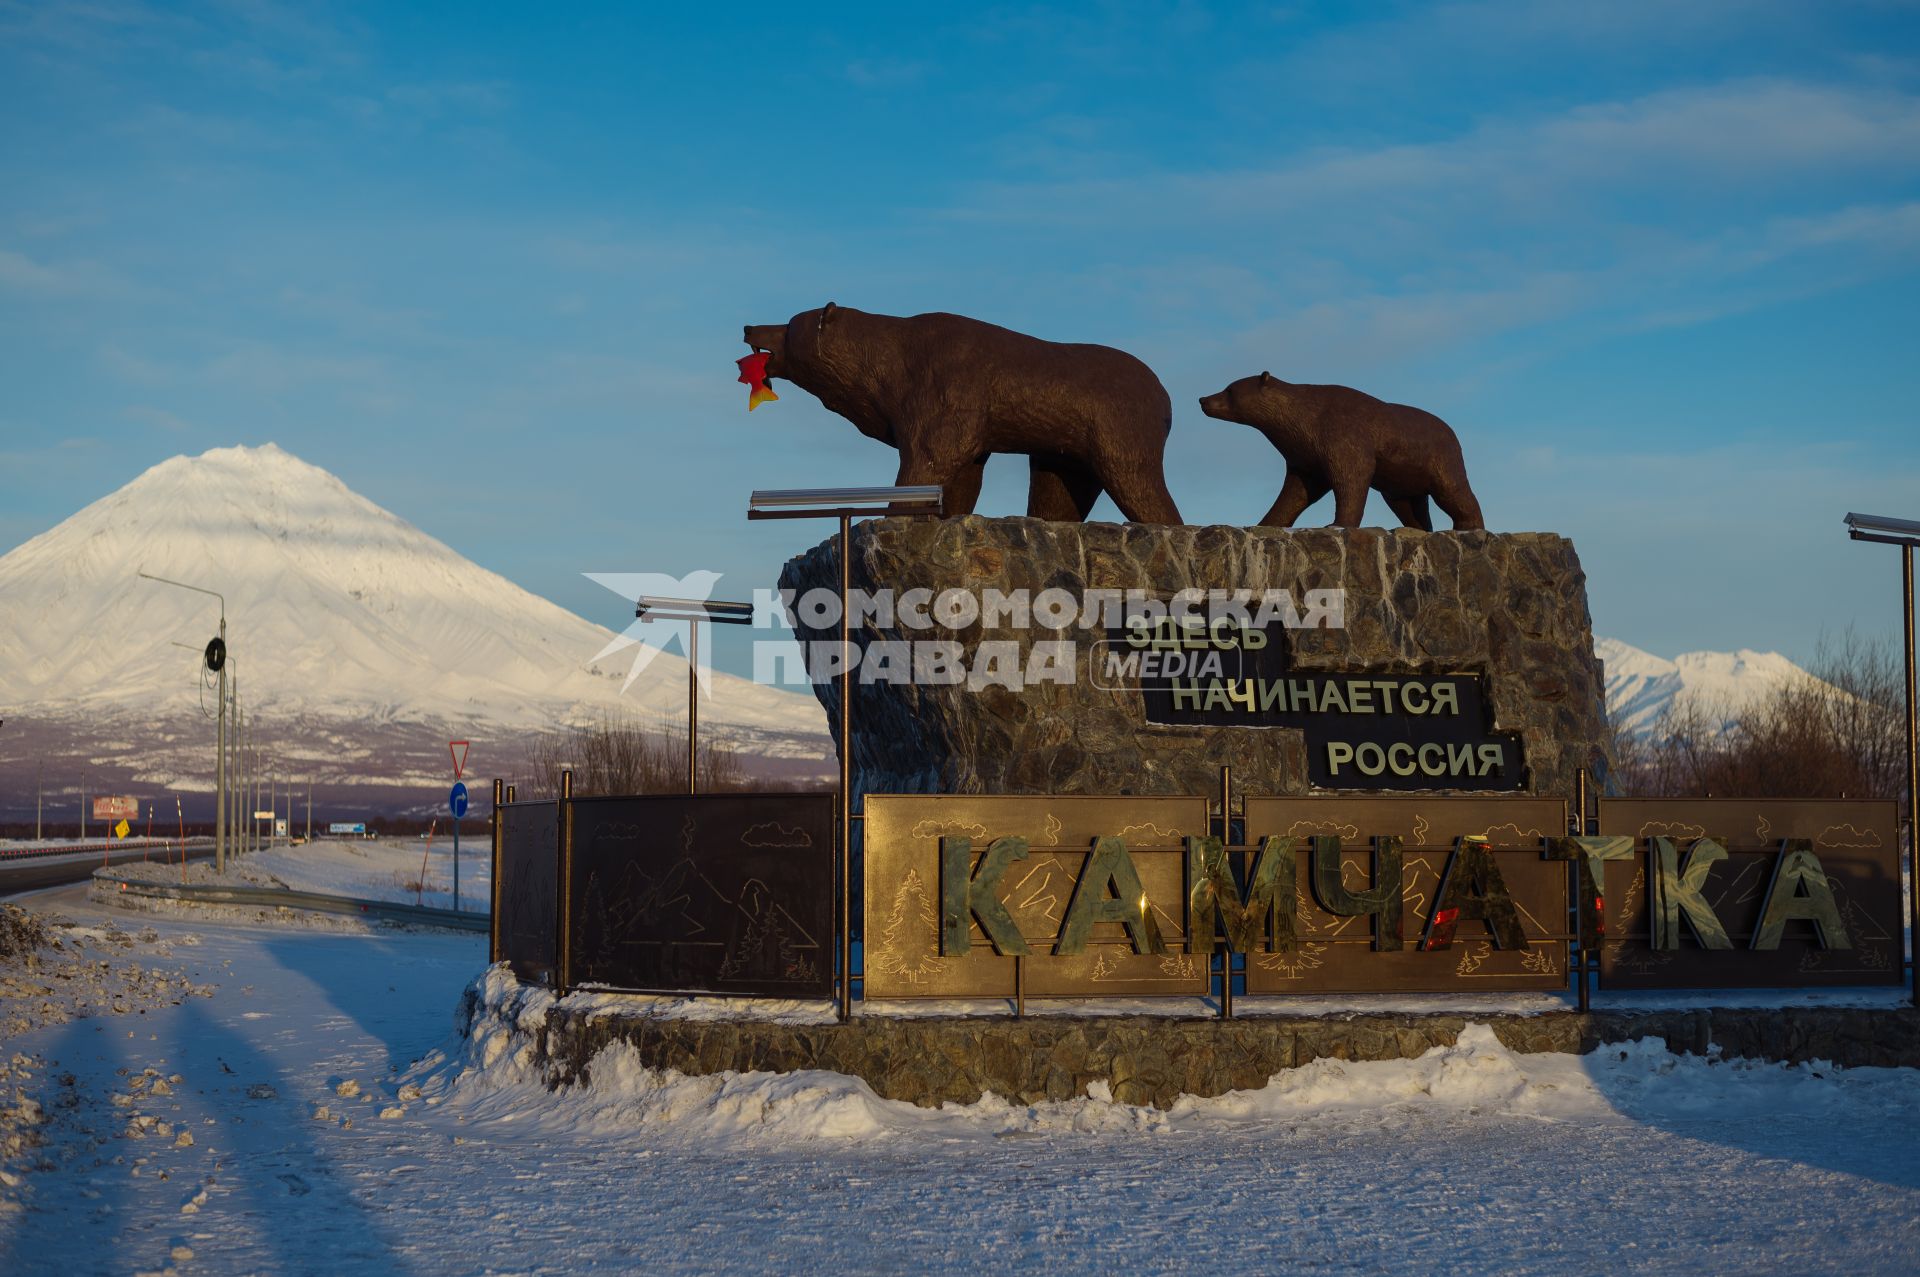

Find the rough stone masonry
[[778, 516, 1610, 803]]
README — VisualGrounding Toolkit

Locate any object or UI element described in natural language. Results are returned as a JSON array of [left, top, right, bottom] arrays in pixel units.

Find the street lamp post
[[1844, 512, 1920, 1006], [746, 484, 944, 1023], [239, 689, 248, 855], [229, 665, 242, 856], [633, 596, 756, 793], [140, 573, 228, 873], [231, 670, 242, 856]]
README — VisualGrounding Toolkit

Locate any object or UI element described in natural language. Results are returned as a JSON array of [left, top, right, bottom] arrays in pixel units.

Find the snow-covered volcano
[[0, 444, 828, 817], [1596, 637, 1815, 738]]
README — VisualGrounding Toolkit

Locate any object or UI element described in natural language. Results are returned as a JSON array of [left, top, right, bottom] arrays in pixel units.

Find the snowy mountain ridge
[[1596, 636, 1815, 738], [0, 445, 829, 800]]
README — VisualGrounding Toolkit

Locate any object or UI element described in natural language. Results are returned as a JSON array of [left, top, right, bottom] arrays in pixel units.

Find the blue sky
[[3, 0, 1918, 680]]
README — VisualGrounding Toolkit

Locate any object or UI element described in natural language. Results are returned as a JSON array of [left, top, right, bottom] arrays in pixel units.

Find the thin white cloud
[[202, 343, 386, 393], [122, 405, 196, 432], [929, 78, 1920, 375], [0, 248, 71, 293], [844, 58, 926, 89], [0, 247, 122, 296], [955, 80, 1920, 228]]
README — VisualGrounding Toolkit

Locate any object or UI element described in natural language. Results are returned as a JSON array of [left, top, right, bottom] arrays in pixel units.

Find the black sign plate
[[1104, 621, 1525, 791], [566, 793, 836, 998], [496, 801, 559, 984]]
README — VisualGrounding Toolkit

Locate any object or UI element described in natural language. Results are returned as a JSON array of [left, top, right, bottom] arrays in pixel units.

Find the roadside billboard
[[93, 796, 138, 822]]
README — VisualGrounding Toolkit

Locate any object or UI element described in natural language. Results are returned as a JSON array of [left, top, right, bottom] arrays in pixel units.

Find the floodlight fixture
[[1846, 511, 1920, 548], [635, 596, 755, 624], [747, 485, 943, 520]]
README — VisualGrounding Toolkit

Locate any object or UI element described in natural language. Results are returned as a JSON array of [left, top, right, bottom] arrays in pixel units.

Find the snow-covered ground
[[4, 884, 1920, 1275], [106, 838, 492, 913]]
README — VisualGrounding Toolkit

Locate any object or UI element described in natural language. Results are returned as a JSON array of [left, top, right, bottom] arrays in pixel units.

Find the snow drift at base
[[408, 965, 1920, 1146]]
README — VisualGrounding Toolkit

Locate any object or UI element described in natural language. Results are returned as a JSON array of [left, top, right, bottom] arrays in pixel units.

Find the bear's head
[[742, 321, 790, 378], [1199, 371, 1286, 422], [743, 302, 855, 385]]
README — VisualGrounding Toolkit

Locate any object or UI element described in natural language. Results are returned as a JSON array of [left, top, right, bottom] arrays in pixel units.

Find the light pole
[[224, 667, 235, 856], [634, 596, 756, 792], [229, 665, 242, 856], [140, 573, 228, 874], [170, 637, 223, 855], [746, 484, 944, 1022], [239, 690, 249, 855], [35, 758, 42, 842], [1844, 512, 1920, 1006], [231, 668, 242, 856]]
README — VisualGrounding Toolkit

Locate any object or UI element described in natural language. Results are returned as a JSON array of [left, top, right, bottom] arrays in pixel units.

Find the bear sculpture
[[1199, 372, 1484, 530], [743, 304, 1182, 523]]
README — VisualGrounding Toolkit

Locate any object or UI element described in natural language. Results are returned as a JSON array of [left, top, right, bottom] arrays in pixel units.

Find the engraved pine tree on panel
[[873, 869, 943, 983]]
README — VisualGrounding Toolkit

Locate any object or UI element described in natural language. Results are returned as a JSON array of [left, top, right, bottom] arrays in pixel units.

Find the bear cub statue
[[1199, 372, 1484, 531]]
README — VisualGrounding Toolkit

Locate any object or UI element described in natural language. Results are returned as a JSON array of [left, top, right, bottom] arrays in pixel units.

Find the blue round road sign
[[449, 782, 469, 819]]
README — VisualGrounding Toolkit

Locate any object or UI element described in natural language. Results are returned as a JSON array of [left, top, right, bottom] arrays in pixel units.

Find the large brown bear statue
[[1199, 372, 1484, 531], [743, 304, 1182, 523]]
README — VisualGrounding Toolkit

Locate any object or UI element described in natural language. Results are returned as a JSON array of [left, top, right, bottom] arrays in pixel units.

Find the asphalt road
[[0, 843, 217, 896]]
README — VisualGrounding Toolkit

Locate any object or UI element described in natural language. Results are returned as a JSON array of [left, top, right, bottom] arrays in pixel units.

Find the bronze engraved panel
[[497, 800, 559, 985], [864, 794, 1211, 999], [565, 793, 836, 998], [1243, 796, 1569, 993], [1596, 798, 1901, 989]]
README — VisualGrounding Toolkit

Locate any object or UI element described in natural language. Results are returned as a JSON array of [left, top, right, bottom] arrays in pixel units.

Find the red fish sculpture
[[736, 351, 779, 411]]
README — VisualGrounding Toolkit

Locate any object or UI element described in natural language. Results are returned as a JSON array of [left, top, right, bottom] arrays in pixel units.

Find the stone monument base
[[466, 975, 1920, 1108]]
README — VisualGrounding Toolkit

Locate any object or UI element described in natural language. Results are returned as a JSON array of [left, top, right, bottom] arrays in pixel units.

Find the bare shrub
[[1610, 630, 1907, 815], [0, 904, 49, 969], [525, 714, 746, 798]]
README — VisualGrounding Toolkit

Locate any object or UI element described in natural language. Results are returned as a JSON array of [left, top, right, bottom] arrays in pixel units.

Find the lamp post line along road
[[139, 572, 227, 874]]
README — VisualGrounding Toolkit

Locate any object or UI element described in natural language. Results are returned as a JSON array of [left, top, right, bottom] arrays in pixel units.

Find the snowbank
[[411, 965, 1920, 1147], [107, 838, 491, 912]]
